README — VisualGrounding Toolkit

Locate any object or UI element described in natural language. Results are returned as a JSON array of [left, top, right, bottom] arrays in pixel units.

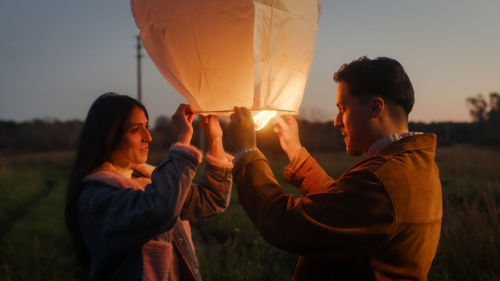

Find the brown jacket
[[233, 134, 442, 281]]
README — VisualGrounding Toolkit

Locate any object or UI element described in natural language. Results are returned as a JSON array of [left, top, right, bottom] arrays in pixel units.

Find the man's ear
[[369, 97, 384, 118]]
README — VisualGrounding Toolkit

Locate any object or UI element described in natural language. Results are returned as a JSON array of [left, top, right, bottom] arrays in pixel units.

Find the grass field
[[0, 145, 499, 280]]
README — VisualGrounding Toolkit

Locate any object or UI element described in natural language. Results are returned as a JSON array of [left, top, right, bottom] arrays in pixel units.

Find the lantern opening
[[252, 110, 277, 131]]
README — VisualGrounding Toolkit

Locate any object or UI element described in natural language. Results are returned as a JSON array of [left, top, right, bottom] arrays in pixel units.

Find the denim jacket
[[78, 144, 232, 281]]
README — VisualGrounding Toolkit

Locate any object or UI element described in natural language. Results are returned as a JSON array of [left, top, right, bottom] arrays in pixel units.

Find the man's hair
[[333, 56, 415, 117]]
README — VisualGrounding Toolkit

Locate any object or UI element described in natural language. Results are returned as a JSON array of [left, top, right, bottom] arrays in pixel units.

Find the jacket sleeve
[[180, 153, 233, 223], [77, 147, 200, 251], [234, 149, 395, 263], [284, 147, 335, 195]]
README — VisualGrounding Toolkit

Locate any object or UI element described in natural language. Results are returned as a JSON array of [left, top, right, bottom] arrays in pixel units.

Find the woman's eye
[[130, 128, 140, 133]]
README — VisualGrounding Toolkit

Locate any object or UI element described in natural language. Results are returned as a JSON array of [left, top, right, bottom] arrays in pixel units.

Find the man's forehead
[[336, 82, 350, 103]]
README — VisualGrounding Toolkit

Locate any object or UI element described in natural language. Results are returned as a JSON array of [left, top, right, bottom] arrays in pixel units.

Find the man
[[227, 57, 442, 281]]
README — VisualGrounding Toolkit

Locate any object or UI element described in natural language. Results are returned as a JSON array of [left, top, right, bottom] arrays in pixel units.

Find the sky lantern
[[131, 0, 321, 130]]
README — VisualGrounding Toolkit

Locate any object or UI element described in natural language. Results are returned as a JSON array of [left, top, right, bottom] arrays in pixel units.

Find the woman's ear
[[369, 97, 384, 118]]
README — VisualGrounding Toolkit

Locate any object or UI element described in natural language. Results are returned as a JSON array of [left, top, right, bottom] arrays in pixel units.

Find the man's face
[[334, 82, 373, 156]]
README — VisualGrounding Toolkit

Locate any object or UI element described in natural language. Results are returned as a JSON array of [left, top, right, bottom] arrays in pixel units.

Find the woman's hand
[[172, 104, 195, 144], [200, 115, 223, 142], [200, 115, 225, 161], [273, 115, 302, 161]]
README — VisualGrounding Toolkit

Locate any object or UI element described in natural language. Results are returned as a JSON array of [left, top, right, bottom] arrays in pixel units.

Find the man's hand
[[227, 106, 257, 152], [273, 115, 302, 161], [200, 115, 226, 160], [171, 104, 195, 144]]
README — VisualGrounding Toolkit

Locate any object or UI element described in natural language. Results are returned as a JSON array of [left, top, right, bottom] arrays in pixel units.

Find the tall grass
[[0, 153, 65, 236], [430, 146, 500, 280], [0, 152, 85, 280]]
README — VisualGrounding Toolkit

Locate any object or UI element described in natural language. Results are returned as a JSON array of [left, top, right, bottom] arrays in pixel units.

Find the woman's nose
[[143, 128, 152, 142]]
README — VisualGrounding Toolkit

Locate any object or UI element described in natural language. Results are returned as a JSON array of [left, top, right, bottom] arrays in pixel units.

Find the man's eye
[[130, 128, 139, 133]]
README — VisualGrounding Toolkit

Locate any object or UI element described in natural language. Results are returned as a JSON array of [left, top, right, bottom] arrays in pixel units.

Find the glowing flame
[[252, 110, 277, 131]]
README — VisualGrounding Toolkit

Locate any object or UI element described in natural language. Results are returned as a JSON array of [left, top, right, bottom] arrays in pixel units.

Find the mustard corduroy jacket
[[233, 134, 442, 281]]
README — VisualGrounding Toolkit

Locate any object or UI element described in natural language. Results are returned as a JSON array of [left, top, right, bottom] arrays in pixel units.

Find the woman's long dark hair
[[65, 92, 148, 266]]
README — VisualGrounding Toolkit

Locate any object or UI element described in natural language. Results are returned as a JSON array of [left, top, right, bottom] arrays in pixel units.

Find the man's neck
[[365, 118, 409, 155], [380, 123, 408, 138]]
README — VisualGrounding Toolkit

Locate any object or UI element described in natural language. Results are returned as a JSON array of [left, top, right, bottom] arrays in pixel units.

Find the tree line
[[1, 92, 498, 154]]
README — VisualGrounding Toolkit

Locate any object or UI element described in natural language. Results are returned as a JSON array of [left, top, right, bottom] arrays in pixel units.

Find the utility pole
[[136, 35, 143, 103]]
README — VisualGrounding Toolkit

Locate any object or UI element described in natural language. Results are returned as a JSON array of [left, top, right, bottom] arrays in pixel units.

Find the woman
[[65, 93, 233, 281]]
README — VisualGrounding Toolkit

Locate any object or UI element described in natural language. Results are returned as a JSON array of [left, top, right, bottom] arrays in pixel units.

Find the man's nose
[[333, 113, 342, 129]]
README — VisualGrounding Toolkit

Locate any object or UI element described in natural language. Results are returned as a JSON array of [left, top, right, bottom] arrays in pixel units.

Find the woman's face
[[110, 106, 152, 166]]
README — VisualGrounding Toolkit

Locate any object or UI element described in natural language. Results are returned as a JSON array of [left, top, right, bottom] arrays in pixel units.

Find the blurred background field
[[0, 144, 499, 281]]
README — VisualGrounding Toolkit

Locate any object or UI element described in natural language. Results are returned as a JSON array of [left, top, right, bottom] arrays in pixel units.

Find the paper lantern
[[131, 0, 321, 129]]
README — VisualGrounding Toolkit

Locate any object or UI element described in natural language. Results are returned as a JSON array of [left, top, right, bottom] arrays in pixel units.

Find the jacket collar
[[377, 133, 437, 157], [367, 132, 424, 157], [83, 162, 151, 190]]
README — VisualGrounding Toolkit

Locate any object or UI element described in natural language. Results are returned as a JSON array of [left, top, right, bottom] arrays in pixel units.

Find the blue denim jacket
[[78, 147, 232, 281]]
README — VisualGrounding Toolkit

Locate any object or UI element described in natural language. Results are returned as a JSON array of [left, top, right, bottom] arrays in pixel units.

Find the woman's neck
[[108, 158, 133, 179]]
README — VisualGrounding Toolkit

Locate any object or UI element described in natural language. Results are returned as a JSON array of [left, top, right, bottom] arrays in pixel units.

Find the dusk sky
[[1, 0, 499, 124]]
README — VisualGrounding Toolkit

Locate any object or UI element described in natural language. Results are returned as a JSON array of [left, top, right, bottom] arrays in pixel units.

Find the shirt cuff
[[233, 147, 259, 164], [283, 147, 312, 186]]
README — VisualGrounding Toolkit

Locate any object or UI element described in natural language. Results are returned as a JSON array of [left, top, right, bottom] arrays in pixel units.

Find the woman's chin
[[139, 152, 149, 163], [132, 157, 148, 165]]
